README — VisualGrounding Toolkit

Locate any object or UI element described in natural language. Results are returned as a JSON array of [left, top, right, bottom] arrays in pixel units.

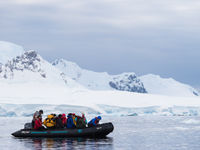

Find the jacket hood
[[62, 114, 66, 118], [47, 114, 54, 119]]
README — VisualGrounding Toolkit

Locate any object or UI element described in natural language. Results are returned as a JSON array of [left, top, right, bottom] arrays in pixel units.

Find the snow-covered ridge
[[140, 74, 199, 97], [0, 50, 46, 79], [0, 49, 85, 88], [52, 59, 199, 96], [0, 41, 199, 98], [0, 41, 199, 117], [52, 59, 147, 93], [0, 41, 24, 64]]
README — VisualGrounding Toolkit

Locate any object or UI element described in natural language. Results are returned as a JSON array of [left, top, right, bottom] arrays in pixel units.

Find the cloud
[[0, 0, 200, 86]]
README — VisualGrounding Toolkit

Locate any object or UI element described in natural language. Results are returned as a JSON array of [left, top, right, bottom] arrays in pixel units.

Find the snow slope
[[0, 41, 24, 64], [52, 59, 147, 93], [0, 50, 85, 89], [0, 87, 200, 116], [0, 41, 199, 117], [140, 74, 199, 97], [53, 59, 199, 97]]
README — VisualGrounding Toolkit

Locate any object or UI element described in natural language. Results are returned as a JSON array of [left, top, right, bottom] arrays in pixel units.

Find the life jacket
[[34, 118, 42, 130], [43, 114, 56, 128], [94, 117, 99, 125], [72, 116, 77, 126]]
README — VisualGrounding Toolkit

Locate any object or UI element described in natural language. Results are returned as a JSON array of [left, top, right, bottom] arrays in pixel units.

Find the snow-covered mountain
[[0, 41, 199, 98], [0, 41, 200, 117], [52, 59, 199, 97], [0, 41, 24, 64], [0, 49, 84, 89], [140, 74, 199, 97], [52, 59, 147, 93]]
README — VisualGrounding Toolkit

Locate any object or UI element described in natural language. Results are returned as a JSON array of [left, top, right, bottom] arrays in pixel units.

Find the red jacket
[[34, 118, 42, 130], [61, 114, 67, 126]]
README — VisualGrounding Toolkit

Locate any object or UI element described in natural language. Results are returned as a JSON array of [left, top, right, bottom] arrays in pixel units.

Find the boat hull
[[12, 123, 114, 138]]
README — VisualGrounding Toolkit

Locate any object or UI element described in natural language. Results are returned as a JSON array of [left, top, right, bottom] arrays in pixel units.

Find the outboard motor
[[24, 123, 32, 129]]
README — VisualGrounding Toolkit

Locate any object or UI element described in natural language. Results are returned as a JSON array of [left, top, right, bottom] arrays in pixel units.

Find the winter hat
[[97, 116, 102, 120]]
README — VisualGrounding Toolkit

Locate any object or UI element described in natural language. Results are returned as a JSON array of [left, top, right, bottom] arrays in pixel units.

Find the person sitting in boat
[[34, 115, 45, 130], [43, 114, 56, 129], [72, 113, 77, 127], [55, 114, 64, 129], [88, 116, 102, 127], [75, 113, 87, 129], [61, 114, 67, 127], [67, 113, 76, 128], [82, 113, 87, 125], [32, 110, 43, 128], [76, 116, 86, 129]]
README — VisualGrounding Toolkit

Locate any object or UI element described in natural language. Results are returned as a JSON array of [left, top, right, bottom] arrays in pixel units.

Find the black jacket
[[55, 117, 64, 129]]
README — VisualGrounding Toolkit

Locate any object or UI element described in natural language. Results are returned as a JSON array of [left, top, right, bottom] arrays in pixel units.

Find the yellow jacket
[[43, 115, 56, 128], [73, 116, 77, 126]]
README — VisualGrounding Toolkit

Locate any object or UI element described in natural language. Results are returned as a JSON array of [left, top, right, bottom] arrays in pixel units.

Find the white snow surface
[[0, 41, 24, 64], [0, 41, 200, 116], [52, 59, 116, 90], [140, 74, 199, 97], [0, 83, 200, 116], [0, 50, 84, 89], [53, 59, 198, 97], [52, 59, 146, 92], [182, 119, 200, 124]]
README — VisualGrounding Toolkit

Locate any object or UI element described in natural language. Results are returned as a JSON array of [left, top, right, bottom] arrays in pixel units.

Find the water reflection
[[20, 137, 113, 150]]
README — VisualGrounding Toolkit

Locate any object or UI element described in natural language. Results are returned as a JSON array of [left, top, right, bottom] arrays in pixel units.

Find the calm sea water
[[1, 116, 200, 150]]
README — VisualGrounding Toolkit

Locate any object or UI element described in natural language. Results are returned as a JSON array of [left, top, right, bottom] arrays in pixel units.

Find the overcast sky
[[0, 0, 200, 86]]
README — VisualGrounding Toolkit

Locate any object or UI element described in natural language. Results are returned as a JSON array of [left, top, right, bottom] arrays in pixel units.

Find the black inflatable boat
[[12, 123, 114, 138]]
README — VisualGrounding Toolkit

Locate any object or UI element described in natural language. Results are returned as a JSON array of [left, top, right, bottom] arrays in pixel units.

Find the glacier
[[0, 41, 200, 117], [0, 85, 200, 117], [1, 103, 200, 117]]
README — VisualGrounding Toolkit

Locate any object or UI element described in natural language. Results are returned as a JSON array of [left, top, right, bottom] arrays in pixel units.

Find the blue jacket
[[67, 115, 75, 128], [88, 118, 99, 126]]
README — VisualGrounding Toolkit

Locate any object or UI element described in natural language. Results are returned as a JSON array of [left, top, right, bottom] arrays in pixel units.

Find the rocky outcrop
[[109, 73, 147, 93], [0, 50, 46, 79]]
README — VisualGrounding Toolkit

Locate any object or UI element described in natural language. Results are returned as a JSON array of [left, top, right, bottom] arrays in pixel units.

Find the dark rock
[[109, 73, 147, 93], [0, 50, 46, 79]]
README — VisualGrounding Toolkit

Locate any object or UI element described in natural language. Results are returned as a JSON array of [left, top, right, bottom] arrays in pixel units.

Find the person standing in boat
[[34, 115, 45, 130], [88, 116, 102, 127], [32, 110, 43, 128]]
